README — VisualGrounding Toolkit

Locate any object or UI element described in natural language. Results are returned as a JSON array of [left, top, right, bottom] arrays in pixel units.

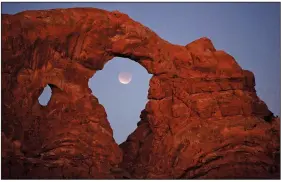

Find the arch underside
[[1, 8, 280, 179]]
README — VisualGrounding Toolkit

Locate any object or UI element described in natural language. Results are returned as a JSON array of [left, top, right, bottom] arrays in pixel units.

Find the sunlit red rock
[[2, 8, 279, 179]]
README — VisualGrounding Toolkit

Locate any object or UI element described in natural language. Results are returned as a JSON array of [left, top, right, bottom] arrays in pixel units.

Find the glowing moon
[[118, 72, 132, 84]]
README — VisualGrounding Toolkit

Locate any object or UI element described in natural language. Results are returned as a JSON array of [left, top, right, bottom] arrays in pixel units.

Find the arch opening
[[38, 84, 52, 106], [88, 57, 152, 144]]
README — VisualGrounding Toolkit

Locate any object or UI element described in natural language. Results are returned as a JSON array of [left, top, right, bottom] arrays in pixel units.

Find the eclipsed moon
[[118, 72, 132, 84]]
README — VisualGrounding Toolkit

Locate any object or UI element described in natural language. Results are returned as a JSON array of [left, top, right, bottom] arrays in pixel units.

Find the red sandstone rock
[[1, 8, 279, 179]]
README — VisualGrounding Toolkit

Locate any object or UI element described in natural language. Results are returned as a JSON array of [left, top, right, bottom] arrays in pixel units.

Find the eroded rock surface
[[2, 8, 280, 179]]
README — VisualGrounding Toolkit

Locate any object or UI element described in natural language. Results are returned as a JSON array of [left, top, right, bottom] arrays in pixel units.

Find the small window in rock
[[38, 85, 52, 106]]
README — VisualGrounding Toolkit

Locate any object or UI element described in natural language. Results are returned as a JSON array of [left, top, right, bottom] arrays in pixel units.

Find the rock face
[[1, 8, 280, 179]]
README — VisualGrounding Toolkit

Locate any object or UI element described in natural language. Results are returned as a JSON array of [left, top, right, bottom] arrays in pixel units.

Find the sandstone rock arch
[[2, 8, 280, 179]]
